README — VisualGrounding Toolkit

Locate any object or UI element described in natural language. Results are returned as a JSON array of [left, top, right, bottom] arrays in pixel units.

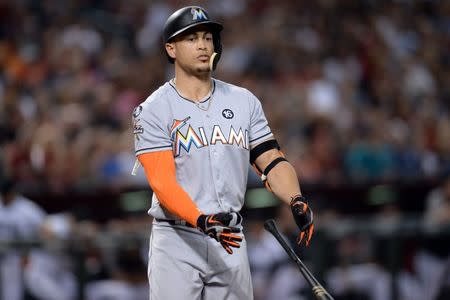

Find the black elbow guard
[[260, 157, 288, 181], [250, 139, 280, 165], [250, 139, 288, 191]]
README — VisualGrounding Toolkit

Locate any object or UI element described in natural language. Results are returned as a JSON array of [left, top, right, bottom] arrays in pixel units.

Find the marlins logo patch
[[170, 116, 205, 157], [191, 8, 208, 20], [132, 105, 143, 118]]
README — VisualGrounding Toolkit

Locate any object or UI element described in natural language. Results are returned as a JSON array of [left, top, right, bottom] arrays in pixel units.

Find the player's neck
[[173, 71, 212, 102]]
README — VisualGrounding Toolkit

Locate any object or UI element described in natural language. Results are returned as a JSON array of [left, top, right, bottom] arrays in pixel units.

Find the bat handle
[[313, 285, 335, 300]]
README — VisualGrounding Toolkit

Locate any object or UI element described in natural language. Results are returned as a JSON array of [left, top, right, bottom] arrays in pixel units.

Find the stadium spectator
[[0, 178, 46, 300]]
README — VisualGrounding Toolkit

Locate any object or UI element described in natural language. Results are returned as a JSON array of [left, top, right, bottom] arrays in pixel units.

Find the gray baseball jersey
[[0, 195, 46, 300], [133, 78, 273, 219]]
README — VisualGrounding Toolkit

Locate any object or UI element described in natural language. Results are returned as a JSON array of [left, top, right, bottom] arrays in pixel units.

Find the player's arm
[[251, 139, 314, 246], [253, 147, 301, 205], [138, 151, 202, 226], [138, 151, 242, 254]]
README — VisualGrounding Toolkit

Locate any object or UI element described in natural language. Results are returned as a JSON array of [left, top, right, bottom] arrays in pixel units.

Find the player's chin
[[195, 66, 211, 74], [194, 62, 211, 74]]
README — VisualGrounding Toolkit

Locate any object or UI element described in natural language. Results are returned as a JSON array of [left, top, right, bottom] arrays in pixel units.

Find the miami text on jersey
[[170, 118, 249, 157]]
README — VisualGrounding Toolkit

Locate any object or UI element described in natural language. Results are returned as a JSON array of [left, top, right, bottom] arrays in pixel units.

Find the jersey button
[[206, 114, 210, 118]]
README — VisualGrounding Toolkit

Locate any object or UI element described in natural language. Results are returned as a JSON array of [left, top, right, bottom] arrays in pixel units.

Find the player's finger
[[297, 231, 305, 245], [221, 232, 242, 242], [223, 239, 241, 248], [221, 242, 233, 254], [219, 232, 242, 247], [220, 227, 241, 236], [228, 241, 240, 248], [230, 235, 243, 243], [305, 224, 314, 246], [220, 237, 242, 248]]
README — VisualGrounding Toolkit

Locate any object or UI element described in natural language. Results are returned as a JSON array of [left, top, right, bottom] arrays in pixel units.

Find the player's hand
[[290, 195, 314, 247], [197, 212, 243, 254]]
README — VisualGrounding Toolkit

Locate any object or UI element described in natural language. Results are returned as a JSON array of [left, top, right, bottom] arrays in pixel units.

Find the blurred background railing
[[1, 183, 450, 300], [0, 191, 449, 300]]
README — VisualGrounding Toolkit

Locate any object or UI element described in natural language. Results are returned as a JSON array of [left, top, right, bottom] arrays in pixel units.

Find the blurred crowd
[[1, 178, 150, 300], [1, 0, 450, 192]]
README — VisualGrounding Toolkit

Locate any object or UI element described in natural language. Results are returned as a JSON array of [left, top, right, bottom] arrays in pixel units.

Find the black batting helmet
[[163, 6, 223, 70]]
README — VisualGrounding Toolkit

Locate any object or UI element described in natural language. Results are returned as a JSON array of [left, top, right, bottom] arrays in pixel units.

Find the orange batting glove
[[290, 195, 314, 247], [197, 212, 243, 254]]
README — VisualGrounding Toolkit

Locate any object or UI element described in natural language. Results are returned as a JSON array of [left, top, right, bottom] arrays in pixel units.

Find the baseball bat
[[264, 219, 334, 300]]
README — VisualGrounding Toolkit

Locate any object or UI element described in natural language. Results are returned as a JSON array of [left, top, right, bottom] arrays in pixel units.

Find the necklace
[[173, 79, 214, 111], [195, 96, 213, 111]]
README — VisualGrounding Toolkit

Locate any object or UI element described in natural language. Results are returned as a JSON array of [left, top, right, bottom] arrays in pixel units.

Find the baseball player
[[132, 6, 314, 299], [0, 178, 47, 300]]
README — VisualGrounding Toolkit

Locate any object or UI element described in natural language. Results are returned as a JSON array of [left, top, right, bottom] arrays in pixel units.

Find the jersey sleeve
[[133, 102, 173, 156], [248, 91, 273, 148]]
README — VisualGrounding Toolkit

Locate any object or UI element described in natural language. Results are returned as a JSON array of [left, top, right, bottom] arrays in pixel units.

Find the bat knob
[[313, 286, 334, 300], [263, 219, 276, 233]]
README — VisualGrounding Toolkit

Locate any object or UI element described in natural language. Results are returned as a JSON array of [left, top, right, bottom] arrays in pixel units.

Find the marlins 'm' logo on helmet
[[190, 8, 208, 20]]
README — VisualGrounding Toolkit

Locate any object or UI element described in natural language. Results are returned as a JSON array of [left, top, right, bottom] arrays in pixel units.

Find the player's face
[[168, 30, 214, 75]]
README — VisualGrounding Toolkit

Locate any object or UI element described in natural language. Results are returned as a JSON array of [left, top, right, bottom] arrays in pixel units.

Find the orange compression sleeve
[[138, 151, 202, 227]]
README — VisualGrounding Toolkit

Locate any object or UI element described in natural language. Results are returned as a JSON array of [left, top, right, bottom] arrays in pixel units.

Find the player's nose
[[197, 38, 208, 50]]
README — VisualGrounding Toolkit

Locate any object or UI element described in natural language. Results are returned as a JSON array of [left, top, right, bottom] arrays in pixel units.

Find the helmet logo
[[191, 8, 208, 21]]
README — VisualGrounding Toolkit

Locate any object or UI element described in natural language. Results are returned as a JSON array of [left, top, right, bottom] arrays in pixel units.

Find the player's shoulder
[[214, 78, 251, 94], [214, 78, 257, 101], [133, 81, 172, 116]]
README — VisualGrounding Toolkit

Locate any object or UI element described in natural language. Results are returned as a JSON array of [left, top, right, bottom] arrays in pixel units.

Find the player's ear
[[165, 43, 176, 60]]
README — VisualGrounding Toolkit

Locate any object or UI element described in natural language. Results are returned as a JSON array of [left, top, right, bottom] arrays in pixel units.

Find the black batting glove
[[197, 212, 243, 254], [290, 195, 314, 247]]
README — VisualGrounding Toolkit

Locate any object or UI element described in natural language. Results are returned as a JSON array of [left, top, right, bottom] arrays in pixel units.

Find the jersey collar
[[169, 78, 216, 104]]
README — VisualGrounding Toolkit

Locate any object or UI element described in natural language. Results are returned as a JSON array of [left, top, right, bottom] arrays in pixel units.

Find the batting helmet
[[163, 6, 223, 70]]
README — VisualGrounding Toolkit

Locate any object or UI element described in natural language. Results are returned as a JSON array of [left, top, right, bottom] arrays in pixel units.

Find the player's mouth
[[197, 55, 209, 62]]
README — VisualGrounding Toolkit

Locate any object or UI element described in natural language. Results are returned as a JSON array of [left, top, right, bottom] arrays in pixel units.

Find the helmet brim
[[166, 21, 223, 43]]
